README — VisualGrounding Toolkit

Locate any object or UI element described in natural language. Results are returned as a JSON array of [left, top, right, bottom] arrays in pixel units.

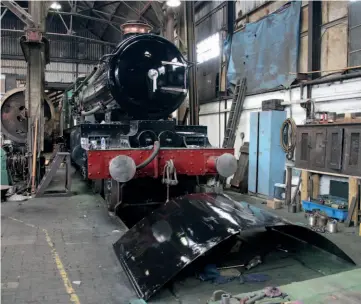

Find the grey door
[[310, 127, 327, 170], [343, 126, 361, 176], [295, 127, 312, 169], [326, 127, 343, 171]]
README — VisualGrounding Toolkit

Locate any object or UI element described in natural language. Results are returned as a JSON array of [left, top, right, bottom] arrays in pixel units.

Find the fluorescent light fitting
[[50, 2, 61, 10], [166, 0, 181, 7]]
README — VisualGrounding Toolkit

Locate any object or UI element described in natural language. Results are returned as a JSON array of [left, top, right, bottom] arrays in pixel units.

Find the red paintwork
[[87, 148, 234, 180]]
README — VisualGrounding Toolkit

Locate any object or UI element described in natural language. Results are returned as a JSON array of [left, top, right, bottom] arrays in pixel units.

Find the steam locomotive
[[64, 21, 237, 227]]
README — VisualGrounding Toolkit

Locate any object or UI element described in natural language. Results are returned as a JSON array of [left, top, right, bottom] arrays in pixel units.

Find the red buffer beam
[[87, 148, 234, 180]]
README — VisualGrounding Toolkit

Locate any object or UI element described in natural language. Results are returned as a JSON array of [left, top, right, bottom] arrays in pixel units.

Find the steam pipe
[[301, 71, 361, 86], [81, 105, 102, 116], [80, 98, 113, 116], [136, 141, 160, 169], [73, 67, 98, 96]]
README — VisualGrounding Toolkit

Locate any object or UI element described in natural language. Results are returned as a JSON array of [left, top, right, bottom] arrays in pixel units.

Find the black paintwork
[[113, 193, 355, 300], [79, 34, 188, 120], [108, 34, 187, 120], [113, 193, 285, 300]]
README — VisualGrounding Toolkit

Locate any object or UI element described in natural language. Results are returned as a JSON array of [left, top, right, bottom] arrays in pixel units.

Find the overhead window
[[196, 33, 220, 64], [349, 1, 361, 66]]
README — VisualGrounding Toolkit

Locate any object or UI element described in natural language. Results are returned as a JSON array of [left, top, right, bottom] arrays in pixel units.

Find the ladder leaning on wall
[[222, 77, 247, 149]]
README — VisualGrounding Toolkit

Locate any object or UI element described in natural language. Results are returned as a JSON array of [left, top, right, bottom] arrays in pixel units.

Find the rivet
[[89, 173, 92, 176]]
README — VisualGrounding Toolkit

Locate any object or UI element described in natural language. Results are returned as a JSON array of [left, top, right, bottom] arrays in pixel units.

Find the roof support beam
[[2, 28, 117, 45], [150, 1, 164, 27], [77, 1, 123, 35], [48, 10, 124, 27], [90, 9, 126, 20], [121, 1, 156, 28], [99, 1, 123, 40], [2, 0, 35, 27], [1, 8, 8, 20], [77, 1, 119, 14]]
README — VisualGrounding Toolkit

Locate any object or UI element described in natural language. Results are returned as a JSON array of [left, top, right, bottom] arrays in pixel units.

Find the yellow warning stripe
[[8, 217, 81, 304]]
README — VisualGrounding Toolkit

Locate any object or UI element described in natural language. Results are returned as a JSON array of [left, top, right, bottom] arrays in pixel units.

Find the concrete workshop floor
[[1, 174, 135, 304], [2, 173, 361, 304], [225, 191, 361, 265]]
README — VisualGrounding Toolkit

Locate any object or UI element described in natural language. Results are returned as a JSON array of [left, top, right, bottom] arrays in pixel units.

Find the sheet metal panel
[[257, 111, 286, 197], [248, 112, 259, 193], [227, 1, 301, 93], [114, 192, 355, 300], [257, 111, 272, 196], [113, 193, 286, 300]]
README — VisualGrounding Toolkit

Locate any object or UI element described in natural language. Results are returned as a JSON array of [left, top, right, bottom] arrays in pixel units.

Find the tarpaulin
[[227, 1, 301, 94]]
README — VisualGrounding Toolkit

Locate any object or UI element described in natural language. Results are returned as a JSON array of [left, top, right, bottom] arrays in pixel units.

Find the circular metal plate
[[216, 153, 238, 177], [0, 87, 55, 143], [109, 155, 136, 183]]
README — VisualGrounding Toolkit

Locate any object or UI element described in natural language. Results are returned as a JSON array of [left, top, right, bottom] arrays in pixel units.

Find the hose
[[81, 105, 102, 116], [280, 118, 297, 160], [80, 98, 113, 116], [136, 141, 160, 170]]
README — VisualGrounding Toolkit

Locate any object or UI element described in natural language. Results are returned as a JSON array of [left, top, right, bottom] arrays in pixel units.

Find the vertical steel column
[[307, 1, 322, 80], [306, 0, 321, 119], [165, 7, 174, 42], [176, 2, 188, 123], [25, 1, 47, 175], [186, 1, 198, 125], [227, 1, 235, 34]]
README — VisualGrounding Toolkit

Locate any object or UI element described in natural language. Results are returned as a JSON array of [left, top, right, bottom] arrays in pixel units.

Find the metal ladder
[[222, 78, 247, 148]]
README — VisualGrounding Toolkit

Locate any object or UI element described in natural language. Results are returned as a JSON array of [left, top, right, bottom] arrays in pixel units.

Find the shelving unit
[[295, 167, 360, 230]]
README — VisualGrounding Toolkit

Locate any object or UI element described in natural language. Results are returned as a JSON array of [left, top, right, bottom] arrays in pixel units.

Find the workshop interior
[[1, 1, 361, 304]]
